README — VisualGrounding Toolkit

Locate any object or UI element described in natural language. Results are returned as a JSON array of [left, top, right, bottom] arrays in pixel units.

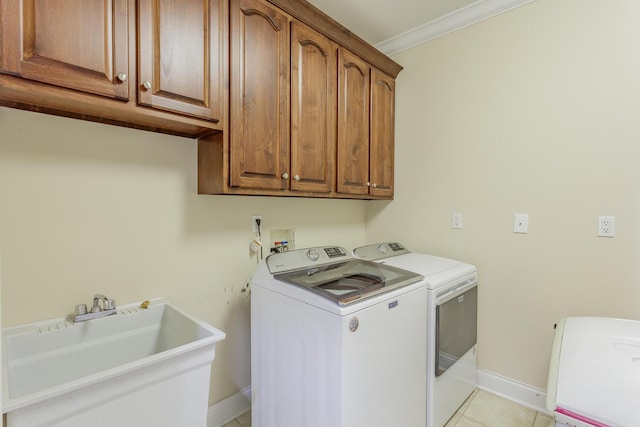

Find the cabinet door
[[337, 49, 370, 195], [138, 0, 223, 122], [369, 68, 395, 197], [0, 0, 129, 100], [290, 22, 337, 193], [230, 0, 290, 190]]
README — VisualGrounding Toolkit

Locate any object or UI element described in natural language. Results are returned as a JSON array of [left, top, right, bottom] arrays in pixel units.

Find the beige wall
[[367, 0, 640, 389], [0, 107, 367, 404]]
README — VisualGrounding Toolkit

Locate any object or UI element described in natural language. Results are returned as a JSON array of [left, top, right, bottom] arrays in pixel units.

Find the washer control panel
[[267, 246, 352, 274]]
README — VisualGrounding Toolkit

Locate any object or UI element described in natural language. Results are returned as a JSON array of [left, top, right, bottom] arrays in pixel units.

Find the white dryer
[[353, 242, 478, 427], [251, 246, 429, 427]]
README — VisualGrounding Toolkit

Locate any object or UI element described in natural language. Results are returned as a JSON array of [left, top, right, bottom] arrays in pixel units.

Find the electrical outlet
[[513, 213, 529, 234], [598, 216, 615, 237], [252, 215, 262, 232], [451, 213, 463, 229]]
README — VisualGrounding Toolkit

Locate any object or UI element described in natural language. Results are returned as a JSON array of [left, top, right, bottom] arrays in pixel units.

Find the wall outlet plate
[[598, 216, 615, 237], [451, 213, 463, 229]]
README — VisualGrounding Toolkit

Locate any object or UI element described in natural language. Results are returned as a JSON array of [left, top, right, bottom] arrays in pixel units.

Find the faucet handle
[[75, 304, 88, 315], [105, 299, 116, 310], [92, 294, 109, 311]]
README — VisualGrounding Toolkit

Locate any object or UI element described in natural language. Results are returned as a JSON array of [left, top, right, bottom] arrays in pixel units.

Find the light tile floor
[[445, 389, 554, 427], [222, 389, 554, 427], [222, 410, 251, 427]]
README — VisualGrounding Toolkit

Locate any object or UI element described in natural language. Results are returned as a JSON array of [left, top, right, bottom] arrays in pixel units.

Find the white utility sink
[[2, 298, 225, 427]]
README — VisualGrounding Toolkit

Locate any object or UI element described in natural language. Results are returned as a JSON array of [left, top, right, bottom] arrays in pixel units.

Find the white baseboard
[[207, 369, 550, 425], [476, 368, 550, 415], [207, 386, 251, 427]]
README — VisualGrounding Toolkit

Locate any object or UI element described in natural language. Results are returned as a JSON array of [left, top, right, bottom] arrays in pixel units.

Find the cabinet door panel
[[138, 0, 222, 121], [290, 22, 336, 193], [369, 69, 395, 197], [337, 49, 370, 195], [230, 0, 289, 190], [0, 0, 129, 99]]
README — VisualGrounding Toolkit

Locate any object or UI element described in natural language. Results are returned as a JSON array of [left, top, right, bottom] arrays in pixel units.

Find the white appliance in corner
[[250, 246, 428, 427], [353, 242, 478, 427], [547, 317, 640, 427]]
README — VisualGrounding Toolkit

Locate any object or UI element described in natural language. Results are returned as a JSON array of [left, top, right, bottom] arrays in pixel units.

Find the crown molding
[[375, 0, 535, 56]]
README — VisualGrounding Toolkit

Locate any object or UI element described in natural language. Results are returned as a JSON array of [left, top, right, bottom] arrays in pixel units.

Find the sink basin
[[2, 298, 225, 427]]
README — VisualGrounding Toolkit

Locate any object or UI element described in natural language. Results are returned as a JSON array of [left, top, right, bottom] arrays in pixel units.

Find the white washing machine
[[250, 246, 429, 427], [353, 242, 478, 427]]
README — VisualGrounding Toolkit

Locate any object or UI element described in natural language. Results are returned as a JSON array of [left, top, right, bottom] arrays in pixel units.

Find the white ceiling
[[306, 0, 535, 55]]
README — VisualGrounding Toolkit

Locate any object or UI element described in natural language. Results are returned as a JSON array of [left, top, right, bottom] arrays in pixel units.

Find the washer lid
[[268, 247, 424, 306]]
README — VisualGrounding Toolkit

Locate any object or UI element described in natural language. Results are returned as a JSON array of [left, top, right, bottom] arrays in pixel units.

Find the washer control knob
[[377, 244, 388, 254], [306, 249, 320, 261]]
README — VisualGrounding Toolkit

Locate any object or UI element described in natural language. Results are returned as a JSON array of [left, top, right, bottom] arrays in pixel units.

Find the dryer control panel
[[353, 242, 410, 261]]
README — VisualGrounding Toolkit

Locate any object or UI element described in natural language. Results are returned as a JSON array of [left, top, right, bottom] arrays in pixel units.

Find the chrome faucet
[[73, 293, 117, 323]]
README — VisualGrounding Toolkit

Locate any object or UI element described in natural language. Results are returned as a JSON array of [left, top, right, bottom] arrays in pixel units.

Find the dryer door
[[435, 283, 477, 376]]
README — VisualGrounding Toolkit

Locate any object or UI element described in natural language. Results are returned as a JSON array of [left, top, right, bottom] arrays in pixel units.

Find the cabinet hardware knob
[[366, 182, 371, 187], [372, 183, 378, 188], [142, 80, 152, 90], [281, 173, 289, 179], [294, 174, 300, 181], [116, 72, 128, 82]]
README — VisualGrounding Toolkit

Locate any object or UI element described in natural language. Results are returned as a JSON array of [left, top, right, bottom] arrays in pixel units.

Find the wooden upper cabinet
[[337, 48, 371, 195], [0, 0, 129, 100], [369, 68, 395, 197], [229, 0, 290, 190], [137, 0, 223, 122], [290, 21, 337, 193]]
